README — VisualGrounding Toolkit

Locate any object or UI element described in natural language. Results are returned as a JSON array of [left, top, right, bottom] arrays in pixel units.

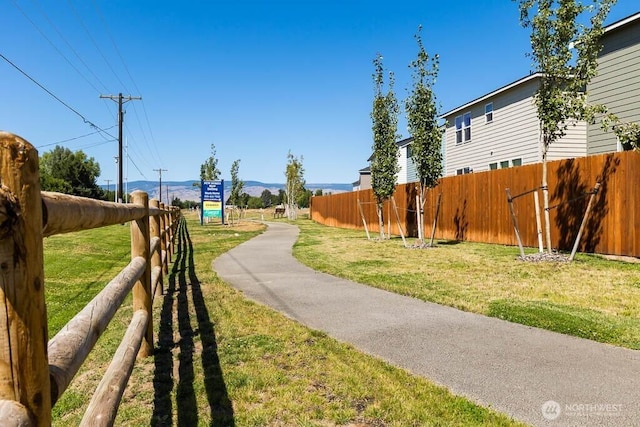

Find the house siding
[[397, 146, 408, 184], [444, 78, 541, 176], [406, 155, 418, 183], [443, 75, 587, 176], [588, 17, 640, 154]]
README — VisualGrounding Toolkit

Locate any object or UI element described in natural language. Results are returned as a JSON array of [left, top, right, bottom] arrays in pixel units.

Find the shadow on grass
[[153, 218, 235, 426]]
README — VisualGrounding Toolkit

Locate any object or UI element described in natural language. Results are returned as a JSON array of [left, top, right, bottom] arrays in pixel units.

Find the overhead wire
[[65, 0, 130, 93], [9, 0, 104, 94], [0, 52, 116, 141], [36, 126, 117, 149], [90, 0, 165, 169]]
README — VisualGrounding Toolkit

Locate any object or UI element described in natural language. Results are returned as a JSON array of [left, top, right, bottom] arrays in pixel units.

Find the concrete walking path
[[213, 222, 640, 427]]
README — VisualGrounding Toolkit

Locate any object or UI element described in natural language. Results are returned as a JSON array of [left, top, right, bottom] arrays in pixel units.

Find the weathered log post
[[159, 203, 168, 275], [129, 191, 153, 357], [0, 132, 51, 425], [149, 199, 163, 298], [165, 204, 172, 262]]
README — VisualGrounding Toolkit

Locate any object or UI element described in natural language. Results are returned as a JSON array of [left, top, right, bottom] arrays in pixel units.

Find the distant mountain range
[[103, 180, 352, 202]]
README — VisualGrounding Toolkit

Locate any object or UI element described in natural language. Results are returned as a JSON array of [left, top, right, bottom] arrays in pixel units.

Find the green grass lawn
[[293, 219, 640, 350], [46, 211, 521, 426]]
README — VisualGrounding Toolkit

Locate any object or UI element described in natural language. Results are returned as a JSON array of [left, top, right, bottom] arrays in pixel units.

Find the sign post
[[201, 180, 224, 225]]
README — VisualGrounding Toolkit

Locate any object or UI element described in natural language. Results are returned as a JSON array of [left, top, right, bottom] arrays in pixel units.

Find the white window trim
[[455, 112, 472, 144], [485, 102, 493, 123]]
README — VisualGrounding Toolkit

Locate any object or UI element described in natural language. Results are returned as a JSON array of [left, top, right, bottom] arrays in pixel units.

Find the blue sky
[[1, 1, 638, 185]]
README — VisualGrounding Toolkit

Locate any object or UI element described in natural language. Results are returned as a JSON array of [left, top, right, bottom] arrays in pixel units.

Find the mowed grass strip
[[46, 211, 521, 426], [293, 219, 640, 350]]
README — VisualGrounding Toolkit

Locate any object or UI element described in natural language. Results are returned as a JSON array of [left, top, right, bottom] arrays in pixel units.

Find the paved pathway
[[213, 222, 640, 427]]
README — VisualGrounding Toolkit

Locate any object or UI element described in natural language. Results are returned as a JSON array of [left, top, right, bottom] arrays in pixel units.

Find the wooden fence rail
[[0, 132, 180, 426], [311, 150, 640, 257]]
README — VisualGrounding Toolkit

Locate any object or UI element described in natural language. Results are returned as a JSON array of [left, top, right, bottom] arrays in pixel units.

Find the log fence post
[[159, 203, 168, 274], [129, 191, 153, 357], [0, 132, 51, 425], [149, 199, 163, 297]]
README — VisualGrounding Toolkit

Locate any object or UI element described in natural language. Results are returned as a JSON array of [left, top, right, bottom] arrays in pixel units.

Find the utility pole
[[100, 93, 141, 203], [153, 168, 168, 204], [105, 179, 112, 202]]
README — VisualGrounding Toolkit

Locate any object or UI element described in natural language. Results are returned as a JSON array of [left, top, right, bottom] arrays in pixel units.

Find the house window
[[456, 168, 463, 175], [500, 160, 509, 169], [512, 158, 522, 167], [456, 167, 472, 175], [489, 163, 498, 170], [455, 112, 472, 144], [406, 145, 412, 158], [485, 103, 493, 123]]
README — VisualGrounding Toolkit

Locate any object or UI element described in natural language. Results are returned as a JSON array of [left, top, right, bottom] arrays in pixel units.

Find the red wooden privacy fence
[[0, 133, 179, 426], [311, 150, 640, 257]]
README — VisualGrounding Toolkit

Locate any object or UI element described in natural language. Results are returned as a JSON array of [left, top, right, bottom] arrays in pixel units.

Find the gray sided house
[[441, 73, 587, 176], [397, 137, 418, 184], [588, 12, 640, 154], [352, 166, 371, 191]]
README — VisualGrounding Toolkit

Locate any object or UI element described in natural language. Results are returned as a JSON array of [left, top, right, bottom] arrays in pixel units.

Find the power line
[[66, 0, 129, 92], [90, 0, 164, 169], [10, 0, 103, 94], [36, 126, 116, 148], [0, 51, 115, 139], [30, 0, 112, 94]]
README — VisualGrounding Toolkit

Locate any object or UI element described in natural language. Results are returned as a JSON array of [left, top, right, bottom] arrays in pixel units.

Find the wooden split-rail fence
[[0, 132, 180, 426]]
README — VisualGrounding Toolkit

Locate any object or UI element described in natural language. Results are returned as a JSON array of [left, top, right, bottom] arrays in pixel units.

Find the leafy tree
[[601, 114, 640, 150], [405, 26, 443, 244], [284, 151, 305, 219], [200, 143, 221, 181], [40, 146, 104, 199], [228, 159, 244, 206], [247, 196, 263, 209], [370, 53, 400, 239], [517, 0, 614, 252], [297, 187, 313, 208], [314, 189, 323, 197], [240, 192, 250, 207], [261, 189, 273, 208], [276, 189, 286, 206]]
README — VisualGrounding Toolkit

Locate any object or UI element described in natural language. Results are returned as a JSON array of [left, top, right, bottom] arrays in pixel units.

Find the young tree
[[228, 159, 244, 206], [227, 159, 244, 224], [40, 146, 103, 199], [517, 0, 614, 252], [370, 53, 400, 239], [405, 26, 443, 245], [200, 143, 221, 181], [284, 151, 305, 220]]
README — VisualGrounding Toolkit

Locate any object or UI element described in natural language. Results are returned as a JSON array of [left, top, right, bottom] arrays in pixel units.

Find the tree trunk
[[376, 202, 385, 239], [416, 194, 423, 243]]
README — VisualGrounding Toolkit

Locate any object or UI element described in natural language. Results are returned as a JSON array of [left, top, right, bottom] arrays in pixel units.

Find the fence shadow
[[453, 199, 468, 241], [553, 155, 619, 251], [153, 219, 235, 426]]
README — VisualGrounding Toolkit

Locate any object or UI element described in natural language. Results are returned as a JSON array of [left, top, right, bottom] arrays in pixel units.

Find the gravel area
[[518, 252, 570, 262]]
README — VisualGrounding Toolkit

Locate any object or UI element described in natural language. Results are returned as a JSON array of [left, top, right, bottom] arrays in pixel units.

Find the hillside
[[111, 180, 351, 202]]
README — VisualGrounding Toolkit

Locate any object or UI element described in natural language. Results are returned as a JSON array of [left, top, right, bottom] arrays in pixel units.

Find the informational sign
[[201, 180, 224, 224]]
